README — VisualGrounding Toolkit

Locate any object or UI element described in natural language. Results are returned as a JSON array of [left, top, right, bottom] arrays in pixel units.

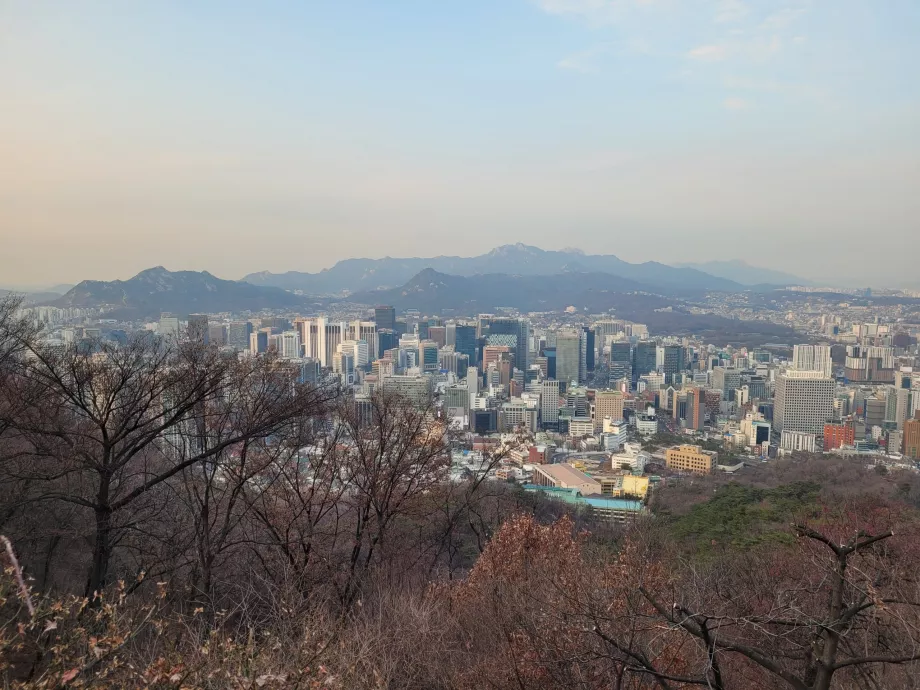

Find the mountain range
[[53, 267, 306, 318], [243, 244, 765, 294], [42, 264, 802, 346], [347, 268, 666, 313], [675, 260, 809, 287]]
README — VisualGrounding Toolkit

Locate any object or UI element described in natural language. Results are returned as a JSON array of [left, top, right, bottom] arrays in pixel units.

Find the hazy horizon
[[3, 1, 919, 288]]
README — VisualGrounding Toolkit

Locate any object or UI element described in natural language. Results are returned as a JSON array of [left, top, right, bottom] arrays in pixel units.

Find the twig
[[1, 534, 35, 617]]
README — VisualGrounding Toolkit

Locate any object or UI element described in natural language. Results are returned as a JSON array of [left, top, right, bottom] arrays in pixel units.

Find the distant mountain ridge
[[53, 267, 305, 317], [347, 268, 661, 314], [675, 260, 810, 287], [243, 243, 747, 294], [348, 268, 799, 346]]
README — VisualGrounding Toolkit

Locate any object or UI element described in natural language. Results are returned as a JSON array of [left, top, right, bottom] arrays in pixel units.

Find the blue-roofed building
[[522, 484, 645, 523]]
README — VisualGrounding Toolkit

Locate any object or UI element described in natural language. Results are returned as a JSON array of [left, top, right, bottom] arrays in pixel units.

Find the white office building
[[774, 370, 835, 435]]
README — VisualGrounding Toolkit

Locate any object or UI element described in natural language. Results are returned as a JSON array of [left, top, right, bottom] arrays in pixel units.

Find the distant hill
[[243, 243, 744, 294], [675, 260, 809, 287], [347, 268, 669, 314], [347, 268, 799, 346], [52, 267, 305, 317]]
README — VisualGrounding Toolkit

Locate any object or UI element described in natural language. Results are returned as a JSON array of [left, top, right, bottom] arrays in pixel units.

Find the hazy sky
[[2, 1, 918, 288]]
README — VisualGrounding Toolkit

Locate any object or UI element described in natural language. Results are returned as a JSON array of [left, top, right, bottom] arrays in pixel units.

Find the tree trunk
[[86, 477, 113, 598]]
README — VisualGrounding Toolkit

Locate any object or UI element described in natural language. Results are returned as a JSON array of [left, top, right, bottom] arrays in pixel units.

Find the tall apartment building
[[792, 344, 833, 378], [774, 370, 835, 435]]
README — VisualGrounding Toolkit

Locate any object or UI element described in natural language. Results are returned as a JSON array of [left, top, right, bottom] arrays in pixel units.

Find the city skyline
[[3, 1, 919, 286]]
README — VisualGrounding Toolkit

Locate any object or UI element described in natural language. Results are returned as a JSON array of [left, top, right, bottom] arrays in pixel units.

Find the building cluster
[[20, 291, 920, 520]]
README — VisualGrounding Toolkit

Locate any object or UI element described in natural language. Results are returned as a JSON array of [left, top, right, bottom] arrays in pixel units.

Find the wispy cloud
[[557, 45, 610, 72], [714, 0, 748, 24], [761, 7, 806, 30], [723, 97, 752, 111], [687, 44, 727, 61]]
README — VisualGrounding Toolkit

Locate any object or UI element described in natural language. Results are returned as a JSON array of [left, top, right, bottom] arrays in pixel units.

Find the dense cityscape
[[16, 268, 920, 526]]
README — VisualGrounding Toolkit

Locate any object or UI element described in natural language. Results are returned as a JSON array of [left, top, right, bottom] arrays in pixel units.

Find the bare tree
[[0, 336, 331, 596], [638, 504, 920, 690]]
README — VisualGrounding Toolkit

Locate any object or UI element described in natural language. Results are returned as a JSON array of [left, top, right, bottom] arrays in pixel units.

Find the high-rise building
[[687, 386, 706, 430], [428, 326, 447, 348], [555, 331, 581, 391], [886, 387, 913, 431], [904, 412, 920, 459], [774, 370, 835, 435], [541, 380, 560, 428], [419, 340, 440, 373], [632, 341, 656, 384], [483, 345, 512, 371], [593, 390, 625, 432], [712, 367, 742, 401], [480, 317, 530, 373], [339, 339, 370, 368], [453, 324, 478, 365], [824, 420, 856, 450], [792, 345, 833, 378], [348, 321, 378, 363], [376, 329, 398, 359], [660, 345, 684, 385], [609, 341, 632, 384], [208, 324, 227, 346], [374, 306, 396, 332], [249, 330, 269, 354], [280, 331, 302, 359], [582, 327, 595, 375], [159, 313, 180, 341], [187, 314, 210, 344]]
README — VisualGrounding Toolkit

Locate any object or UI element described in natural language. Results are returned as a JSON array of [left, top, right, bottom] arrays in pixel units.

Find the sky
[[1, 0, 919, 288]]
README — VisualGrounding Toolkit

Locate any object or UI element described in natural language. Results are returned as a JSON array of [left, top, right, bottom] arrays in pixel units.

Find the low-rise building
[[665, 444, 717, 475], [598, 474, 650, 499], [531, 464, 601, 495]]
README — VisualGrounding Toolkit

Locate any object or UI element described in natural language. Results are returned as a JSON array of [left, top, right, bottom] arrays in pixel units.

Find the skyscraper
[[632, 341, 656, 384], [281, 331, 302, 359], [792, 345, 834, 378], [227, 321, 253, 350], [374, 306, 396, 332], [581, 327, 595, 375], [660, 345, 684, 385], [480, 317, 530, 374], [453, 324, 478, 365], [712, 367, 742, 401], [593, 390, 624, 431], [774, 370, 835, 435], [555, 330, 581, 392], [541, 379, 560, 428], [187, 314, 210, 344], [159, 313, 180, 341], [904, 412, 920, 459], [609, 341, 632, 382]]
